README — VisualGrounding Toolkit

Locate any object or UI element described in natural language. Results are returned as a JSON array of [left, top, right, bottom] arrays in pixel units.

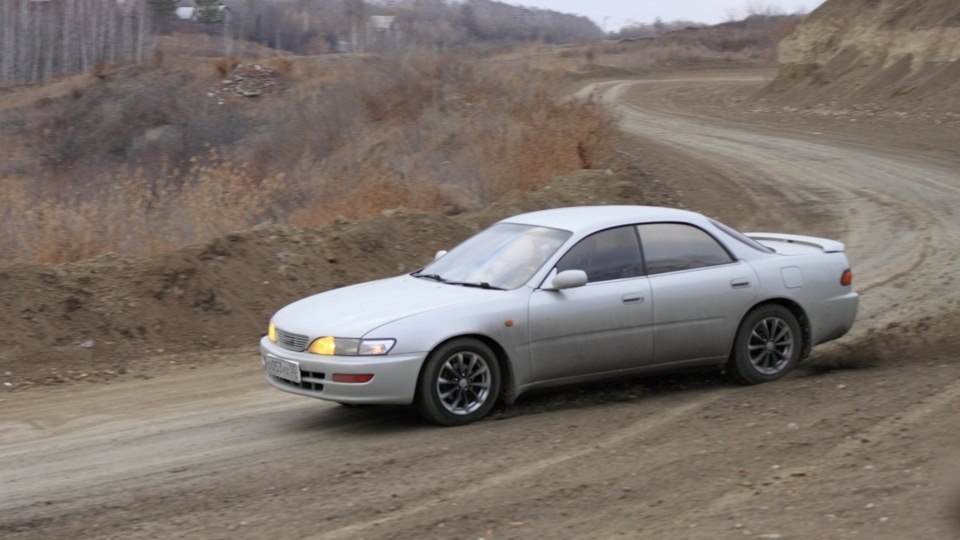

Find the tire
[[728, 304, 802, 385], [416, 338, 501, 426]]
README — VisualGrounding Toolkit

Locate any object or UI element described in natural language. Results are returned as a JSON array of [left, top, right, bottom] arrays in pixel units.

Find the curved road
[[578, 77, 960, 335], [2, 73, 959, 540]]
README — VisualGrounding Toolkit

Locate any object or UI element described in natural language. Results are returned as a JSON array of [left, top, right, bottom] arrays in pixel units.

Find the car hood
[[272, 274, 503, 338]]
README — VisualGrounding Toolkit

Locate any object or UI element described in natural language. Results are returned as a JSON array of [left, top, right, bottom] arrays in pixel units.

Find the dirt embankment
[[763, 0, 960, 117], [0, 168, 676, 389]]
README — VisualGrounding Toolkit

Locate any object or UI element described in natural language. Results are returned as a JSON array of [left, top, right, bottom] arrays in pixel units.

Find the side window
[[555, 226, 642, 283], [638, 223, 734, 275]]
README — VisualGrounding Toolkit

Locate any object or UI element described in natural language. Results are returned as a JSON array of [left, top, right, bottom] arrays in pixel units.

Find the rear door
[[638, 223, 760, 364]]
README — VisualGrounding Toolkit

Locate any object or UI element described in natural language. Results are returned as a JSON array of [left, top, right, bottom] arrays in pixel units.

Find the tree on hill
[[196, 0, 226, 23], [146, 0, 180, 32]]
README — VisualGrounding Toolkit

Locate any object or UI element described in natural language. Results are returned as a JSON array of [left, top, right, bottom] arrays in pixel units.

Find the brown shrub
[[270, 57, 294, 77], [0, 49, 618, 263], [91, 62, 108, 79], [213, 57, 241, 78]]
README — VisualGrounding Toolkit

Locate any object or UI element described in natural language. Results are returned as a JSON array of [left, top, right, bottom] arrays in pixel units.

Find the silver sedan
[[261, 206, 858, 425]]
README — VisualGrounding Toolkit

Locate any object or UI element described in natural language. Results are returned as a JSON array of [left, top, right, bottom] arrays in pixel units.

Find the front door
[[528, 277, 654, 382], [527, 226, 654, 382]]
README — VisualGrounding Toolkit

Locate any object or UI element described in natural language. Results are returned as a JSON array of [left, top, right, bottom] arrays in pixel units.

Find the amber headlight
[[307, 337, 395, 356], [268, 322, 277, 342]]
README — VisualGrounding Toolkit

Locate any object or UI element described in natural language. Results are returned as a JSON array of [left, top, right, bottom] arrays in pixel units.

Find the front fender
[[367, 288, 533, 391]]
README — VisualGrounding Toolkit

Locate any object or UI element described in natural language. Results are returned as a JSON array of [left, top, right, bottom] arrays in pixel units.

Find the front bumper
[[260, 336, 427, 405]]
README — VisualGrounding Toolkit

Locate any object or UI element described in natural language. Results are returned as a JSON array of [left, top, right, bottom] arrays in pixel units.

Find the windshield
[[416, 223, 571, 290]]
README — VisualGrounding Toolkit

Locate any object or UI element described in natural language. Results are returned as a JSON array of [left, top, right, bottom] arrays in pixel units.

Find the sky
[[512, 0, 829, 31]]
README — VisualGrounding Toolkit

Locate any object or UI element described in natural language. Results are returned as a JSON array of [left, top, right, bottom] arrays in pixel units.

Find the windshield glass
[[417, 223, 571, 290]]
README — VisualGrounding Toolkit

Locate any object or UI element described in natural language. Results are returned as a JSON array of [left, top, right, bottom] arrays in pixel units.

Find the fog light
[[332, 374, 374, 383]]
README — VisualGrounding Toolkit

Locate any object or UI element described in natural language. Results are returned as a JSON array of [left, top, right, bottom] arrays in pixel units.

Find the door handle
[[622, 294, 645, 304], [730, 279, 752, 289]]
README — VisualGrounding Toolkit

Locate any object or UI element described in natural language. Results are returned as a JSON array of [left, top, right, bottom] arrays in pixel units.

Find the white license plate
[[264, 356, 301, 383]]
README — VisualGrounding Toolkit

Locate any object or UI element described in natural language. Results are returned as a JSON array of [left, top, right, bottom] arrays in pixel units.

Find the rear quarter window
[[709, 219, 775, 253], [638, 223, 734, 275]]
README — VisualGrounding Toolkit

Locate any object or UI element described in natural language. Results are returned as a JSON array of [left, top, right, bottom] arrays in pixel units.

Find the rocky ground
[[206, 63, 281, 105]]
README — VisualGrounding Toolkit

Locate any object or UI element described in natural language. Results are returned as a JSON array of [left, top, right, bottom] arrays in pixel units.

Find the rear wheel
[[416, 338, 501, 426], [728, 304, 802, 385]]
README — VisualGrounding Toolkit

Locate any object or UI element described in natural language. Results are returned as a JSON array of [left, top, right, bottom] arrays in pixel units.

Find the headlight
[[268, 322, 277, 342], [358, 339, 395, 356], [308, 337, 356, 355], [307, 337, 395, 356]]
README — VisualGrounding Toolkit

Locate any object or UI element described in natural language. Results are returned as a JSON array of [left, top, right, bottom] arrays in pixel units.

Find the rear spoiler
[[745, 233, 846, 253]]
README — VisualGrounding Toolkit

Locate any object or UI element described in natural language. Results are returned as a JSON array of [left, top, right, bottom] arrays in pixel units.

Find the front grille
[[275, 370, 325, 392], [276, 329, 309, 351]]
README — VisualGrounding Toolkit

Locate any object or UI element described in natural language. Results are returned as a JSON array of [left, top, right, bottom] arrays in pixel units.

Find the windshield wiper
[[412, 272, 447, 282], [412, 272, 504, 290], [445, 281, 505, 290]]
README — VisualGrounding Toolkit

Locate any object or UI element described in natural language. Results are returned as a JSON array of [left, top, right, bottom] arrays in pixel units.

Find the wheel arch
[[414, 334, 516, 406], [743, 298, 812, 360]]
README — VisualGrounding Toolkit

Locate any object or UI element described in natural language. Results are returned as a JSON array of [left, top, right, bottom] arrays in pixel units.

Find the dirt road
[[3, 70, 959, 539]]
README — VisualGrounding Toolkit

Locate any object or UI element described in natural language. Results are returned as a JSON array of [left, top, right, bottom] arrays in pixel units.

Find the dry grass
[[0, 48, 618, 263], [0, 154, 285, 262], [585, 14, 804, 68]]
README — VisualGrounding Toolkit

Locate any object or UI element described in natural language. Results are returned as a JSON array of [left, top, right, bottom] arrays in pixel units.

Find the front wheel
[[728, 304, 802, 385], [416, 338, 501, 426]]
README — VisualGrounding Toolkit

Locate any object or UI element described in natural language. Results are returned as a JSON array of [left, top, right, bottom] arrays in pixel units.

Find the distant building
[[367, 16, 400, 50], [176, 7, 196, 20]]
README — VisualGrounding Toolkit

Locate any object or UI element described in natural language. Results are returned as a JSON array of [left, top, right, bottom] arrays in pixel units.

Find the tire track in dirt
[[701, 375, 960, 515], [315, 392, 723, 539]]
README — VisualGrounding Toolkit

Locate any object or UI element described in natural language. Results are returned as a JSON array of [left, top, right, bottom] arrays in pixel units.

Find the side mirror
[[434, 250, 448, 260], [551, 270, 588, 290]]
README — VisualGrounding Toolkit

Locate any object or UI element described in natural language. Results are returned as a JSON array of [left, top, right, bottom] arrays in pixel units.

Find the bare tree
[[145, 0, 178, 33], [0, 0, 156, 84], [745, 1, 785, 18], [1, 1, 13, 79]]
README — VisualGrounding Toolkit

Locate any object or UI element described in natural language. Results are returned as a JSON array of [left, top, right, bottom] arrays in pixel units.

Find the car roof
[[499, 205, 709, 233]]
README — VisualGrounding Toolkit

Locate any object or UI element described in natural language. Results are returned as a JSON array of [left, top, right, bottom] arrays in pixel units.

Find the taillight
[[841, 269, 853, 287]]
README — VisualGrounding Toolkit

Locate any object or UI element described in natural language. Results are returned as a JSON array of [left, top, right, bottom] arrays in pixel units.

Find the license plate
[[264, 356, 301, 383]]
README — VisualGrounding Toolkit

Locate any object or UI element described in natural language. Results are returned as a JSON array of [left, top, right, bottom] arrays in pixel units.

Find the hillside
[[764, 0, 960, 115], [0, 51, 619, 264]]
